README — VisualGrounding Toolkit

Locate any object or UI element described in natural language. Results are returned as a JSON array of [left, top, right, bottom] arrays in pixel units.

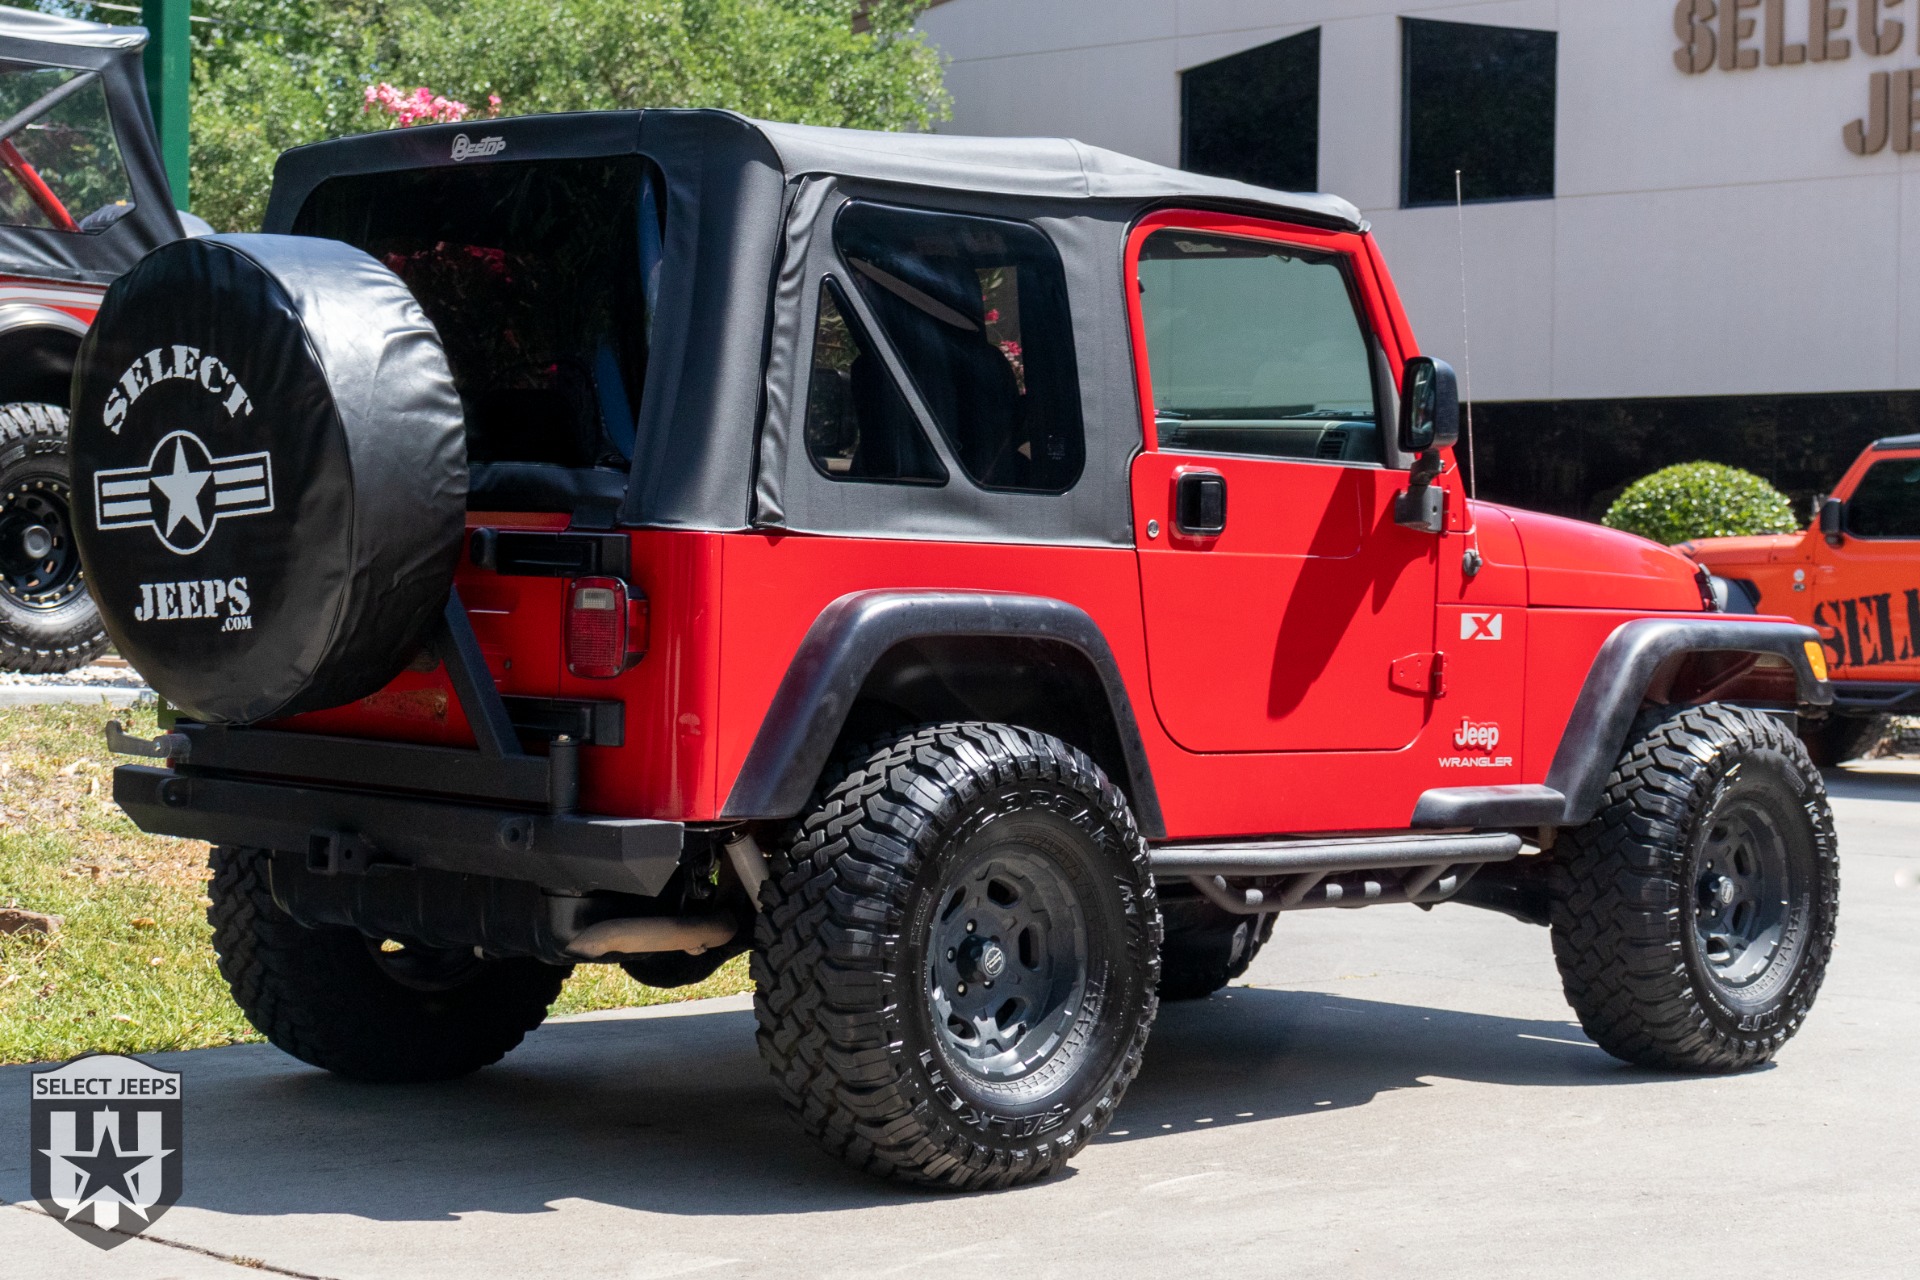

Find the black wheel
[[1156, 892, 1271, 1001], [1549, 704, 1838, 1072], [753, 722, 1161, 1190], [1801, 713, 1889, 767], [207, 847, 569, 1082], [0, 403, 109, 674]]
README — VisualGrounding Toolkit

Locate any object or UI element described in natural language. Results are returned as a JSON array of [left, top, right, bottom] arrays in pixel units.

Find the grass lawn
[[0, 702, 749, 1067]]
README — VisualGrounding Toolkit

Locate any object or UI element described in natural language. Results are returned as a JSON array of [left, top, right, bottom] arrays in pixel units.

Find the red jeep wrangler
[[1, 10, 196, 673], [79, 111, 1838, 1190], [1680, 435, 1920, 764]]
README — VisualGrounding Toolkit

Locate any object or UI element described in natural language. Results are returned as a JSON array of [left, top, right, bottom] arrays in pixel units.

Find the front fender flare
[[719, 590, 1165, 837]]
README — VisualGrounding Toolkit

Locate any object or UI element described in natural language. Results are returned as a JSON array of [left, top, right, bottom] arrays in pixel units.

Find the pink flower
[[361, 82, 473, 128]]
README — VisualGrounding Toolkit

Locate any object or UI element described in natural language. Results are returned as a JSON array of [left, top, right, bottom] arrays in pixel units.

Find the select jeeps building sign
[[1675, 0, 1920, 153]]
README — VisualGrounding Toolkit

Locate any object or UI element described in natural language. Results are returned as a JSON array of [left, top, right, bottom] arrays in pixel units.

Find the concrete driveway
[[5, 762, 1918, 1279]]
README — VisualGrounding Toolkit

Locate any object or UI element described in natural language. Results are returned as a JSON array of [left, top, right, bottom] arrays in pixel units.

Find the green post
[[141, 0, 190, 211]]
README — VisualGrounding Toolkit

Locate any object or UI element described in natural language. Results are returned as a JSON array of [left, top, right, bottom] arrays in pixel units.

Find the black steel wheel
[[754, 722, 1161, 1190], [208, 847, 570, 1082], [0, 403, 109, 674], [1549, 703, 1837, 1072]]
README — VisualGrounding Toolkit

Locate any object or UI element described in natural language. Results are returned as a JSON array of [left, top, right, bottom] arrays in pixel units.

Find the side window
[[804, 279, 946, 484], [0, 67, 135, 234], [834, 201, 1084, 494], [1848, 459, 1920, 538], [1136, 230, 1381, 464]]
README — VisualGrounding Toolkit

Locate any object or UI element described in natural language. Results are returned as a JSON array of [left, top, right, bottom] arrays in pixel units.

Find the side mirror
[[1398, 356, 1460, 455], [1820, 498, 1845, 540]]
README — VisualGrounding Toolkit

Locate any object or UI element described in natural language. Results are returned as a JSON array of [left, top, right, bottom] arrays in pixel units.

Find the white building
[[915, 0, 1920, 515]]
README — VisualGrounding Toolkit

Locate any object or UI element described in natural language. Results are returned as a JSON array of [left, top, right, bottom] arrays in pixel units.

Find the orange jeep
[[1681, 435, 1920, 762]]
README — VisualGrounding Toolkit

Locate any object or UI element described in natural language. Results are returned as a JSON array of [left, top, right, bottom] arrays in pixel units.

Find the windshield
[[0, 62, 135, 235]]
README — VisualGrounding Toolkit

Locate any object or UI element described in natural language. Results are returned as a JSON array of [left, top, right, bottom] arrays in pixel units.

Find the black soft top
[[266, 110, 1370, 544], [0, 9, 183, 284]]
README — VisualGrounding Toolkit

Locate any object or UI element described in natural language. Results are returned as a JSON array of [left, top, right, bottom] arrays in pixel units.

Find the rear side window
[[291, 157, 660, 473], [1136, 230, 1380, 464], [1849, 459, 1920, 538], [805, 279, 946, 484], [0, 65, 135, 234], [834, 201, 1084, 494]]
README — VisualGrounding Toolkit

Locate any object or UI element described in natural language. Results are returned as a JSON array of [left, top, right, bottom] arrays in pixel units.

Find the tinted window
[[1848, 460, 1920, 538], [0, 66, 134, 234], [1136, 230, 1379, 464], [805, 279, 946, 485], [835, 201, 1084, 494], [1402, 18, 1556, 207], [293, 157, 660, 471], [1182, 28, 1319, 193]]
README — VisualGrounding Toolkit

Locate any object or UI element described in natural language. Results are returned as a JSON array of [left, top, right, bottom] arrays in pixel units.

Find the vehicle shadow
[[0, 989, 1671, 1223]]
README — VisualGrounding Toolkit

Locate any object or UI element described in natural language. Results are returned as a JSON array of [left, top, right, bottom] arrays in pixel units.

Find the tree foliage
[[16, 1, 947, 231], [1602, 462, 1801, 546]]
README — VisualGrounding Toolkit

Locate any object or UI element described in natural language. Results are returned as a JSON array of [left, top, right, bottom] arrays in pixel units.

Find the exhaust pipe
[[567, 915, 737, 959]]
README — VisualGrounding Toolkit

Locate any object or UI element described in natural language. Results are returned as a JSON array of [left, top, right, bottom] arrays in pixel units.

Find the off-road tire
[[1548, 704, 1837, 1072], [0, 403, 109, 674], [753, 722, 1161, 1190], [1156, 895, 1271, 1001], [207, 846, 569, 1082], [1801, 713, 1889, 767]]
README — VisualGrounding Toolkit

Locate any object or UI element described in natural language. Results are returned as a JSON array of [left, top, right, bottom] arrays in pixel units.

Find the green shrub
[[1602, 462, 1799, 545]]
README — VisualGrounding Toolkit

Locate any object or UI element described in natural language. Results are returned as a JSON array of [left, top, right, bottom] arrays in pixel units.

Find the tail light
[[566, 577, 648, 678]]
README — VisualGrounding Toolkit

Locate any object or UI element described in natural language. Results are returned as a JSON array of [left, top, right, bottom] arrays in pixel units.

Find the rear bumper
[[114, 764, 683, 897]]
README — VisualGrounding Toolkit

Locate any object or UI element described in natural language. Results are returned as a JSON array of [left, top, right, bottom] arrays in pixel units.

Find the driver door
[[1128, 214, 1440, 754]]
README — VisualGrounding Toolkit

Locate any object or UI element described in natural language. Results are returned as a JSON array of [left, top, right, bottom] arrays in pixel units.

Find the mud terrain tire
[[0, 403, 109, 673], [70, 234, 466, 723], [208, 847, 567, 1082], [1549, 704, 1837, 1072], [1156, 894, 1270, 1001], [753, 722, 1161, 1190]]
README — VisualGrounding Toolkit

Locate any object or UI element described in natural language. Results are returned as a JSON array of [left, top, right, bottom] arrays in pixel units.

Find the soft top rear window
[[291, 156, 661, 494]]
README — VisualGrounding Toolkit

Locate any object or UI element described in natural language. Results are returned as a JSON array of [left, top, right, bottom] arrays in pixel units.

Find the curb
[[0, 687, 152, 708]]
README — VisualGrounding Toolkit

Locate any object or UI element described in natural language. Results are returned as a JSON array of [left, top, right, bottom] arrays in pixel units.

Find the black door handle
[[1174, 471, 1226, 537]]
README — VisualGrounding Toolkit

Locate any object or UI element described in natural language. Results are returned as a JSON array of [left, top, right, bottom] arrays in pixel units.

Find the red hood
[[1498, 508, 1705, 611], [1673, 532, 1802, 568]]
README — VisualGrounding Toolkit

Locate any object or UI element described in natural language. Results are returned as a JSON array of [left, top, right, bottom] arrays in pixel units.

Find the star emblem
[[147, 439, 211, 540], [42, 1111, 170, 1222]]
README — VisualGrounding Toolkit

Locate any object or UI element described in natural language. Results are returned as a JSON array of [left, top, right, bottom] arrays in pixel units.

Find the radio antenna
[[1454, 169, 1478, 501]]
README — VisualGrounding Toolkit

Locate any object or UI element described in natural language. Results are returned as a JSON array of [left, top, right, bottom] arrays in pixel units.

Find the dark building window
[[1181, 28, 1320, 193], [1466, 392, 1920, 526], [1402, 18, 1556, 208]]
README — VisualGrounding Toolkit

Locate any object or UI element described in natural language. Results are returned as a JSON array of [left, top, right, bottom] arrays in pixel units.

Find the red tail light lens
[[566, 577, 648, 678]]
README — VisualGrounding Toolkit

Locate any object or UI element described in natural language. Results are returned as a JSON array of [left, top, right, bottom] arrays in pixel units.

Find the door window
[[834, 200, 1084, 494], [0, 66, 135, 234], [1136, 230, 1380, 464], [1848, 459, 1920, 538]]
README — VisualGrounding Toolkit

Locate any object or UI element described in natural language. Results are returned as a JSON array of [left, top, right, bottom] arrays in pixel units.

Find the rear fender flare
[[719, 590, 1165, 838]]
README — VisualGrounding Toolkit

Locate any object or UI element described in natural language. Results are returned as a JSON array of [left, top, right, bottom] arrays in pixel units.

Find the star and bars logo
[[93, 430, 275, 556], [30, 1055, 183, 1249]]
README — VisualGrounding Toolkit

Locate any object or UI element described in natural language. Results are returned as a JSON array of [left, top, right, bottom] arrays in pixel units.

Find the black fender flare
[[719, 590, 1166, 837], [0, 303, 86, 406], [1414, 617, 1830, 829]]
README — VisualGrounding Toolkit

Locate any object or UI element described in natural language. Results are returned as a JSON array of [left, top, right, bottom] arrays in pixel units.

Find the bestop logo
[[30, 1055, 183, 1249]]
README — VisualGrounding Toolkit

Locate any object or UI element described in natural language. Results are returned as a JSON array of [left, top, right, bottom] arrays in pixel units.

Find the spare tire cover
[[71, 234, 466, 723]]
